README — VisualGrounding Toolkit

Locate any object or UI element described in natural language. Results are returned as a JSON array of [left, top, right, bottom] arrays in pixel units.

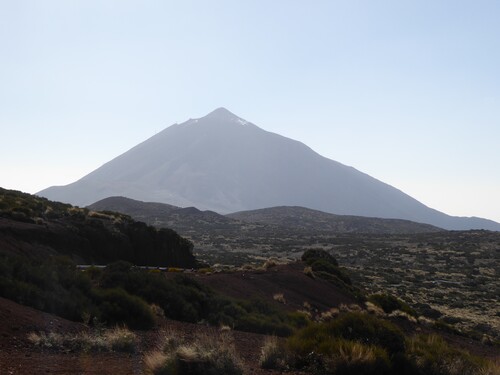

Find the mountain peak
[[206, 107, 236, 118], [201, 107, 249, 125]]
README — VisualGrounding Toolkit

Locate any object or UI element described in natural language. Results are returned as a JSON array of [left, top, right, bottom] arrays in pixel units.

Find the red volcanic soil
[[0, 296, 301, 375], [195, 262, 358, 312]]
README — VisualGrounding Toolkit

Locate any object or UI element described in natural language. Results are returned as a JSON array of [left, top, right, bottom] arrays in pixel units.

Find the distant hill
[[38, 108, 500, 231], [228, 206, 442, 234], [88, 196, 238, 237], [89, 196, 442, 235], [0, 188, 196, 267]]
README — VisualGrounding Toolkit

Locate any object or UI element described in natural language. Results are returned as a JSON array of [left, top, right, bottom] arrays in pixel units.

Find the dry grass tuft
[[339, 303, 362, 313], [318, 307, 340, 322], [262, 258, 278, 269], [219, 324, 232, 332], [479, 359, 500, 375], [28, 326, 137, 353], [388, 310, 418, 323], [273, 293, 286, 304], [334, 340, 386, 364], [144, 329, 244, 375], [303, 266, 315, 278], [417, 315, 435, 326], [259, 335, 287, 370], [365, 301, 385, 316], [144, 350, 169, 373]]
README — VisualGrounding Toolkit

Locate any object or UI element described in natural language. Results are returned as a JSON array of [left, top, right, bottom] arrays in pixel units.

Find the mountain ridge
[[88, 195, 443, 235], [38, 108, 500, 231]]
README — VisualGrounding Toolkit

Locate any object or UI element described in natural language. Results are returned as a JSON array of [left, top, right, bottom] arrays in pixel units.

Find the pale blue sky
[[1, 1, 499, 222]]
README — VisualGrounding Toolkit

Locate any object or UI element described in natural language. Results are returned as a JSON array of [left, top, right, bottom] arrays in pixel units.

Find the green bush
[[288, 312, 405, 356], [0, 254, 93, 321], [302, 249, 339, 267], [92, 288, 155, 330], [368, 294, 417, 317], [311, 260, 352, 285], [286, 333, 392, 374], [406, 334, 494, 375]]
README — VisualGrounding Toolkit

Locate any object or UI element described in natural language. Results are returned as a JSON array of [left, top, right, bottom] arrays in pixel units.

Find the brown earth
[[195, 262, 358, 312]]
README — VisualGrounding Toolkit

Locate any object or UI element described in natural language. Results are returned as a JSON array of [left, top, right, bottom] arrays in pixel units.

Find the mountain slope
[[38, 108, 500, 230]]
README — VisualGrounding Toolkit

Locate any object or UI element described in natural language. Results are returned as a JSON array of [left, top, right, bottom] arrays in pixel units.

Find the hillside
[[89, 196, 236, 236], [0, 188, 196, 267], [38, 108, 500, 231], [89, 196, 442, 237], [228, 206, 442, 234]]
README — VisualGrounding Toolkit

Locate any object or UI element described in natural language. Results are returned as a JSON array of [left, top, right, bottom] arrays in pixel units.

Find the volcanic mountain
[[38, 108, 500, 230]]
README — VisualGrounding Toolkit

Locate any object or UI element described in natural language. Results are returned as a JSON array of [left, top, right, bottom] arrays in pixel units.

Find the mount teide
[[38, 108, 500, 230]]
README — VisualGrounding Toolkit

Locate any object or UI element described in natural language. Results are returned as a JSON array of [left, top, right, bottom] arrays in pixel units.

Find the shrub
[[368, 293, 417, 317], [309, 259, 350, 284], [286, 332, 392, 374], [288, 312, 405, 356], [406, 334, 496, 375], [93, 288, 155, 330], [0, 254, 94, 322], [302, 249, 339, 267]]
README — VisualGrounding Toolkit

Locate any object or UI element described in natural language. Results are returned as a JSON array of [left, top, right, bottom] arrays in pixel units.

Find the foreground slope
[[38, 108, 500, 230]]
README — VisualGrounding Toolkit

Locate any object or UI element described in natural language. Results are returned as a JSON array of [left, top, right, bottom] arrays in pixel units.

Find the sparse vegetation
[[194, 230, 499, 341]]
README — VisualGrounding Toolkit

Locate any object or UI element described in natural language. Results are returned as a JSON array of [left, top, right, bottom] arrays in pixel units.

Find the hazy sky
[[1, 1, 499, 222]]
